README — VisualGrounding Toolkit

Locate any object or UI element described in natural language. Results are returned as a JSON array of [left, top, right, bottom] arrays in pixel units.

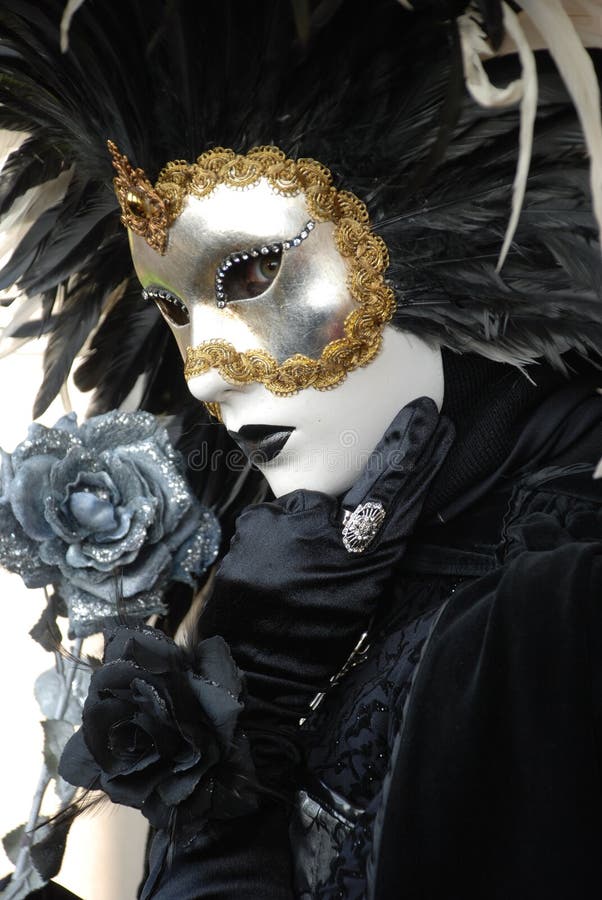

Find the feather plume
[[520, 0, 602, 252], [495, 3, 537, 270], [0, 0, 600, 500], [59, 0, 86, 52]]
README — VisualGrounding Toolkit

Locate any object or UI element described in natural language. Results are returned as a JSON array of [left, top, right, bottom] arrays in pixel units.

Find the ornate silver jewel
[[341, 500, 386, 554]]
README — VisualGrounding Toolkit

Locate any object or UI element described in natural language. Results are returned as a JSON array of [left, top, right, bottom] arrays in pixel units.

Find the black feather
[[32, 238, 127, 417], [0, 0, 600, 493], [0, 138, 63, 214], [0, 200, 63, 289], [74, 284, 168, 410]]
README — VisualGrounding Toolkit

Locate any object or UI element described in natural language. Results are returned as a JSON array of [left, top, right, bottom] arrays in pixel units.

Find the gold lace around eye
[[109, 141, 394, 394], [183, 154, 394, 394]]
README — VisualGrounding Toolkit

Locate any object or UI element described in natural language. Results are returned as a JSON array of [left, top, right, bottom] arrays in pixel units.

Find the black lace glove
[[198, 396, 454, 785]]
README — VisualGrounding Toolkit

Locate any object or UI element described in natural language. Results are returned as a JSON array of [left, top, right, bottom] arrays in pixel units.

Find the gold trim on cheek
[[183, 179, 395, 393]]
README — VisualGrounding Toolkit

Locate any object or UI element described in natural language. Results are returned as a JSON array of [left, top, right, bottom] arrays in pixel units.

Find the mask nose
[[186, 367, 238, 403]]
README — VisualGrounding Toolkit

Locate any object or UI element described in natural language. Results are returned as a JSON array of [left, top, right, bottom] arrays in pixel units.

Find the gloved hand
[[197, 396, 454, 785]]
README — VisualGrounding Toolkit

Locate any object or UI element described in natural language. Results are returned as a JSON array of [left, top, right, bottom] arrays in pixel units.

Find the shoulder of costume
[[499, 462, 602, 563]]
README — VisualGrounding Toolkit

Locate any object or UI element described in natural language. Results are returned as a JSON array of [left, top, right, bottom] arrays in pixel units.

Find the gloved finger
[[341, 396, 454, 552], [275, 489, 337, 518], [342, 397, 450, 509]]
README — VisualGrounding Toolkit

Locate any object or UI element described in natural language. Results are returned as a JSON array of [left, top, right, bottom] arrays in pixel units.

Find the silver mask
[[113, 144, 395, 399]]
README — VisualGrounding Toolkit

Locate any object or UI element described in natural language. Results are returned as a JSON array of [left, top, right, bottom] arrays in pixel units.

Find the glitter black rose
[[59, 626, 258, 830], [0, 411, 220, 635]]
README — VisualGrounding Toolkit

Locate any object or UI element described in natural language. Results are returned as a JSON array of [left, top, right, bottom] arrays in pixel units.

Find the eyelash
[[141, 218, 316, 324]]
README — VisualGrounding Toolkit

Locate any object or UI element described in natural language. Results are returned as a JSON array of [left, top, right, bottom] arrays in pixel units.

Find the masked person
[[1, 2, 602, 899]]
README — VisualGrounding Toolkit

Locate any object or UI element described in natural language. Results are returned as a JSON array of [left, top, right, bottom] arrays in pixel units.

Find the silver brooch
[[341, 501, 386, 554]]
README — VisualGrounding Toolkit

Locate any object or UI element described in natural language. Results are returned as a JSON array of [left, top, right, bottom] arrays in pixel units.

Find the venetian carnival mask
[[111, 143, 443, 496]]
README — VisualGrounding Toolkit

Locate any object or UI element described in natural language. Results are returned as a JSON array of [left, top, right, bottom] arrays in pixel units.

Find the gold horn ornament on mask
[[109, 141, 395, 395]]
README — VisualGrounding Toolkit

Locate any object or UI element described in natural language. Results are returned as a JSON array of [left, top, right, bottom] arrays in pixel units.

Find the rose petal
[[59, 541, 171, 598], [94, 454, 149, 507], [193, 635, 243, 699], [9, 455, 56, 540], [53, 412, 79, 434], [58, 729, 101, 790], [128, 633, 184, 676], [104, 626, 177, 666], [156, 741, 222, 809], [156, 763, 205, 807], [0, 504, 56, 587], [69, 492, 118, 533], [140, 791, 172, 830], [170, 512, 220, 586], [82, 697, 137, 771], [188, 676, 244, 749], [64, 582, 167, 638], [79, 411, 161, 454], [130, 678, 176, 729], [99, 765, 163, 807], [11, 421, 78, 468]]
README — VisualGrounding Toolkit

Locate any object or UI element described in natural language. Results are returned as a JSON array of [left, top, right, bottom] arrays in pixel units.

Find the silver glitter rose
[[0, 411, 220, 635]]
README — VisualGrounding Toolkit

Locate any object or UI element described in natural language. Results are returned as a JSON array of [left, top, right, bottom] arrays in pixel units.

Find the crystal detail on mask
[[141, 288, 189, 326], [341, 501, 386, 554], [213, 220, 315, 308]]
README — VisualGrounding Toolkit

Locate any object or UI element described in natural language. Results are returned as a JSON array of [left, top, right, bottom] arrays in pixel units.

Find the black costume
[[1, 2, 602, 898], [138, 357, 602, 899]]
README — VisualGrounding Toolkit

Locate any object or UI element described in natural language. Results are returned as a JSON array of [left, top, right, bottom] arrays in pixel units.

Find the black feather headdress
[[1, 0, 601, 430]]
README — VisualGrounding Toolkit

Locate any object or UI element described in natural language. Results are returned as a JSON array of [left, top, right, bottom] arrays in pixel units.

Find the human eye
[[215, 219, 315, 308], [142, 287, 190, 326]]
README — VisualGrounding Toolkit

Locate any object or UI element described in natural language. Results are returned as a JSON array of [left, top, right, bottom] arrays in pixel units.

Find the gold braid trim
[[108, 140, 394, 394], [109, 143, 336, 254], [108, 141, 170, 254]]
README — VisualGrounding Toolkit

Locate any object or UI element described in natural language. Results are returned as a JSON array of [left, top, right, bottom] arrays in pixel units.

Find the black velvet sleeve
[[373, 465, 602, 900], [141, 806, 294, 900]]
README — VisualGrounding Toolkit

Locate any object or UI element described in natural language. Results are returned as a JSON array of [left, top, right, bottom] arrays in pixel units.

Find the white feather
[[516, 0, 602, 252], [458, 10, 523, 106], [60, 0, 87, 53], [0, 130, 28, 167], [458, 5, 537, 271], [496, 3, 538, 271]]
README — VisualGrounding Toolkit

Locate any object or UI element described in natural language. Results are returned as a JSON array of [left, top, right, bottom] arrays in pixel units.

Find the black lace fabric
[[294, 575, 462, 898]]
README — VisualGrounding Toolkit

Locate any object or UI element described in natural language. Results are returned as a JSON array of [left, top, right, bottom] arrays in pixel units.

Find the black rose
[[59, 626, 257, 831]]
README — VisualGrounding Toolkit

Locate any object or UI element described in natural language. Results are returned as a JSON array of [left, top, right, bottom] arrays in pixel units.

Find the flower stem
[[12, 636, 84, 883]]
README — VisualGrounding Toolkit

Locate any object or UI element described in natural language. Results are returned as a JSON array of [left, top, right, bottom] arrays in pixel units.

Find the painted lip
[[227, 424, 295, 463]]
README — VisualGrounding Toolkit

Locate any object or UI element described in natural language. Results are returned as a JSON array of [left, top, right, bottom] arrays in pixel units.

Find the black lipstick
[[227, 424, 295, 463]]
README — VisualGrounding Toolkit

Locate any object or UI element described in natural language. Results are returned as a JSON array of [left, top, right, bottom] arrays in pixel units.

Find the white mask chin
[[188, 326, 444, 497]]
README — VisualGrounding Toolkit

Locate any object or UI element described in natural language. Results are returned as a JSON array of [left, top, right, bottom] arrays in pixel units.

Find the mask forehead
[[130, 180, 355, 364]]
